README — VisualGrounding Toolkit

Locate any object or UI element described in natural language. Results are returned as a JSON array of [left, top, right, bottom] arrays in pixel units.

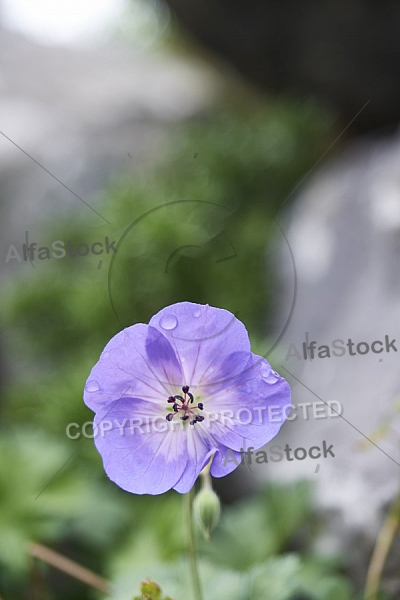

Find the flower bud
[[193, 488, 221, 540], [136, 579, 162, 600]]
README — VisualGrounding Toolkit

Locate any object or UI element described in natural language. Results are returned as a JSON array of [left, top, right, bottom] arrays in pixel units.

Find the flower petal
[[204, 356, 291, 451], [173, 428, 217, 493], [93, 398, 188, 495], [84, 324, 183, 412], [210, 446, 243, 478], [149, 302, 250, 386]]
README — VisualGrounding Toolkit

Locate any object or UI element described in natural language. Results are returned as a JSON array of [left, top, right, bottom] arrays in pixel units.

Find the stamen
[[165, 386, 204, 424]]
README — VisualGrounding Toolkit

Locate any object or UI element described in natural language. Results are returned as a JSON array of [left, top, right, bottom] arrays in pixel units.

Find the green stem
[[184, 488, 204, 600], [199, 462, 212, 492]]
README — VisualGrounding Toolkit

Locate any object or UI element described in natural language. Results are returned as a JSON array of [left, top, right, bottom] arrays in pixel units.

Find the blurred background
[[2, 1, 400, 599]]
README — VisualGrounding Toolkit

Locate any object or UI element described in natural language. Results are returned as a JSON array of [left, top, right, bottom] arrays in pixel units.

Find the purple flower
[[84, 302, 291, 495]]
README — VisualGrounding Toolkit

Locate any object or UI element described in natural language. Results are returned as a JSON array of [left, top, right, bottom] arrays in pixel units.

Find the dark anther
[[166, 387, 204, 425]]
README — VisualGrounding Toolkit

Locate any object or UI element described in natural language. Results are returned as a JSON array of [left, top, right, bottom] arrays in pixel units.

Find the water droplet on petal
[[85, 380, 100, 392], [266, 371, 280, 384], [260, 363, 280, 384], [260, 362, 271, 377], [159, 314, 178, 331], [102, 351, 110, 359], [181, 356, 186, 363], [193, 309, 201, 318]]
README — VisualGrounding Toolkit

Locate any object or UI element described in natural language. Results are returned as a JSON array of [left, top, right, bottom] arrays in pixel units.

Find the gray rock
[[261, 132, 400, 587]]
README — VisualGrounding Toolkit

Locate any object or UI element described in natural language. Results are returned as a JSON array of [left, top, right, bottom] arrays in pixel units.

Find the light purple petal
[[84, 324, 183, 412], [198, 350, 254, 394], [149, 302, 250, 387], [204, 356, 290, 451], [93, 398, 188, 495], [210, 446, 243, 478], [172, 429, 217, 493]]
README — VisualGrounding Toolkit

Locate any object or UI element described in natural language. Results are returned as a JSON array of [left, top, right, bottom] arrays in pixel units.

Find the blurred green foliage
[[0, 94, 354, 599], [110, 482, 353, 600]]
